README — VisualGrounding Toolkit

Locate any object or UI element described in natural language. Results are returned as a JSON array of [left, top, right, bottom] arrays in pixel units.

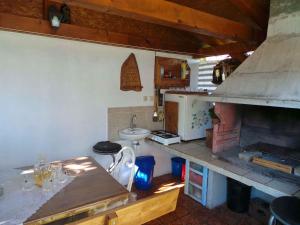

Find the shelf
[[190, 161, 204, 173], [189, 181, 202, 190], [188, 183, 202, 203], [190, 168, 203, 176], [188, 193, 202, 203], [155, 56, 190, 89]]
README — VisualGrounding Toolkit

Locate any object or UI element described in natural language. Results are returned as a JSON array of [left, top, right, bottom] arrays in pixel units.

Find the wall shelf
[[155, 56, 190, 89]]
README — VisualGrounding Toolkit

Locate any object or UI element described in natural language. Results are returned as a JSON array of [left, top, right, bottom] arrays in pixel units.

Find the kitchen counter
[[145, 139, 300, 198]]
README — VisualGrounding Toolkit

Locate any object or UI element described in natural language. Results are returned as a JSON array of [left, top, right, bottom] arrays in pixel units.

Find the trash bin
[[134, 156, 156, 190], [171, 157, 185, 177], [227, 177, 251, 213]]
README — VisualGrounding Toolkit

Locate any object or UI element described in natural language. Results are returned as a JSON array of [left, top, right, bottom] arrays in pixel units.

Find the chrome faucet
[[130, 114, 137, 130]]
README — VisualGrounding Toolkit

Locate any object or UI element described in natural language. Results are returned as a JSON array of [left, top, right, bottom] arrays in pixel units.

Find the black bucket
[[227, 178, 251, 213]]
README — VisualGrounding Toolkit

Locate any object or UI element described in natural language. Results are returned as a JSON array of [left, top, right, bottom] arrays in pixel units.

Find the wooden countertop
[[145, 139, 300, 198], [25, 157, 129, 224]]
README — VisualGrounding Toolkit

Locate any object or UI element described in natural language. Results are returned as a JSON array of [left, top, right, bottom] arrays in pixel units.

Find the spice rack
[[184, 160, 208, 206]]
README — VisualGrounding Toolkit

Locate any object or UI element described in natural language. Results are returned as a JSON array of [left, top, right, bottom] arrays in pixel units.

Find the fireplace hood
[[207, 0, 300, 109]]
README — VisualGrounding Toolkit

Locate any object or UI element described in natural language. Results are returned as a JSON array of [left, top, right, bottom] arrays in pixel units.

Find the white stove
[[149, 130, 181, 145]]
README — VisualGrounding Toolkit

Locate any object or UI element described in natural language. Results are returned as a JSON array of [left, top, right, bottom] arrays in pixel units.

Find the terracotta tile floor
[[132, 174, 264, 225]]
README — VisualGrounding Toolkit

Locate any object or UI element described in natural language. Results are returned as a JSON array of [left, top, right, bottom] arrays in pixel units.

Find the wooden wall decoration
[[120, 53, 143, 91]]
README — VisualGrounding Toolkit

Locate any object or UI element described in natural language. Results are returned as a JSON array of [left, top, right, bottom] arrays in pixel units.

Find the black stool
[[93, 141, 122, 173], [269, 196, 300, 225]]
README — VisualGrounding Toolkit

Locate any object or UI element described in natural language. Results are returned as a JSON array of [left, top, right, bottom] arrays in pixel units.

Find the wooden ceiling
[[0, 0, 270, 57]]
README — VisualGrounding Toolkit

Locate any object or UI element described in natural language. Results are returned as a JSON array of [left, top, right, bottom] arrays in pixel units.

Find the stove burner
[[150, 130, 181, 145], [160, 134, 175, 139], [151, 130, 178, 136]]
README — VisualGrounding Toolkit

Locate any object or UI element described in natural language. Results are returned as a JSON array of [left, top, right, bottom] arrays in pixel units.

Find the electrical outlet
[[143, 96, 148, 101], [149, 96, 154, 101]]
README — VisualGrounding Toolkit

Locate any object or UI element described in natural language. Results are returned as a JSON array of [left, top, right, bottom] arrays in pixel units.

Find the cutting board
[[165, 101, 178, 134], [252, 156, 293, 174], [244, 142, 300, 174]]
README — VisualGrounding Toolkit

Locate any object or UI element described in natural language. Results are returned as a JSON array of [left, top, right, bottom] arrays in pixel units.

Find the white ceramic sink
[[119, 128, 150, 141]]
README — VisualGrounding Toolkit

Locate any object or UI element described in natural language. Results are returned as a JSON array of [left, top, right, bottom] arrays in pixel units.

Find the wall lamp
[[48, 4, 70, 29]]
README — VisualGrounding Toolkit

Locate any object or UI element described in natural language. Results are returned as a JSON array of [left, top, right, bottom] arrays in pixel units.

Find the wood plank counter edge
[[25, 193, 129, 225], [70, 188, 180, 225]]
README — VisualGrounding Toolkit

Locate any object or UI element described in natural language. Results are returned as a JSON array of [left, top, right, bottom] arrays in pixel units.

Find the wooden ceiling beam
[[195, 42, 259, 57], [229, 0, 269, 29], [193, 33, 226, 48], [51, 0, 263, 42], [0, 13, 202, 56]]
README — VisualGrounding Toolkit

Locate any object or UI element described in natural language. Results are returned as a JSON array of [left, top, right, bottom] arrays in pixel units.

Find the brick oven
[[211, 102, 300, 177]]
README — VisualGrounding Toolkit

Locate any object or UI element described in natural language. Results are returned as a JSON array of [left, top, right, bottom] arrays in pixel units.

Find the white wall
[[0, 30, 186, 170]]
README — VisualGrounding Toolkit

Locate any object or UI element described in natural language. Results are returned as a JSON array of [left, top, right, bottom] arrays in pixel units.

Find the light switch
[[149, 96, 154, 101], [143, 96, 148, 101]]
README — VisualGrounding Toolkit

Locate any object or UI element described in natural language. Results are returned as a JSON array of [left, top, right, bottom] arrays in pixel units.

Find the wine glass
[[42, 164, 54, 192], [33, 159, 47, 187], [51, 162, 68, 185], [22, 173, 34, 191]]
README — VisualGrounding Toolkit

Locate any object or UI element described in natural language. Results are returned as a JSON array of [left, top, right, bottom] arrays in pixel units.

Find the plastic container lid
[[93, 141, 122, 154], [135, 156, 155, 167], [171, 157, 186, 163]]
